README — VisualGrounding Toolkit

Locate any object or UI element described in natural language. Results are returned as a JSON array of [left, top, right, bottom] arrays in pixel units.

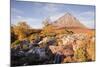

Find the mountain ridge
[[50, 12, 88, 29]]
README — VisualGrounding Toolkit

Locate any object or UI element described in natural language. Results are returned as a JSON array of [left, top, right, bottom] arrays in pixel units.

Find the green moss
[[12, 40, 20, 45]]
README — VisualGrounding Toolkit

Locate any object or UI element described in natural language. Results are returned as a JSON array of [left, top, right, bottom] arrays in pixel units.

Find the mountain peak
[[52, 12, 87, 29], [63, 12, 72, 16]]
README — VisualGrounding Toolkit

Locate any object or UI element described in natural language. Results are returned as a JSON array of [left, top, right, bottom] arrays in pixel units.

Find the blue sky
[[11, 0, 95, 29]]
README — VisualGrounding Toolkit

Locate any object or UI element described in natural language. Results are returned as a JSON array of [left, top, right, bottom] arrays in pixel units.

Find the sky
[[11, 0, 95, 29]]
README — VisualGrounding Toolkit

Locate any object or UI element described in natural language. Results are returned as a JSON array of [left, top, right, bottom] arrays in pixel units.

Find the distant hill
[[51, 12, 87, 29], [42, 12, 95, 35]]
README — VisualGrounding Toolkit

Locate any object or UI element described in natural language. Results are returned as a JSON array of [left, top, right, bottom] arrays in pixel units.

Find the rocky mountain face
[[51, 13, 87, 29]]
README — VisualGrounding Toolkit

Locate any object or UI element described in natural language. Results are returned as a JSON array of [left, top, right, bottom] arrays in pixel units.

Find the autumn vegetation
[[11, 19, 95, 66]]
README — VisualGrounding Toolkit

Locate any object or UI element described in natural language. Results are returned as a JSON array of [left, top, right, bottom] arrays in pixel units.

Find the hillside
[[52, 12, 87, 29]]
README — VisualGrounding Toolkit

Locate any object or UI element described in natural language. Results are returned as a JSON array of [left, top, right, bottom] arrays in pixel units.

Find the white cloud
[[78, 11, 95, 18], [50, 13, 66, 21], [76, 11, 95, 29], [43, 4, 59, 12], [23, 18, 43, 29], [12, 16, 43, 29], [16, 15, 23, 19], [11, 8, 24, 14], [42, 4, 63, 16]]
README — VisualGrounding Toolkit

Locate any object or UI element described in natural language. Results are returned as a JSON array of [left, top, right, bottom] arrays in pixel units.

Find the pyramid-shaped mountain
[[51, 12, 87, 29]]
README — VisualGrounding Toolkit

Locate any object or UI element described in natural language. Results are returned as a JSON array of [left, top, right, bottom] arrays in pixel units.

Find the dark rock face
[[11, 41, 54, 66]]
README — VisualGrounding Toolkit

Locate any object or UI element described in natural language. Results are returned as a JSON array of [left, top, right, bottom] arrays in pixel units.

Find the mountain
[[51, 12, 87, 29]]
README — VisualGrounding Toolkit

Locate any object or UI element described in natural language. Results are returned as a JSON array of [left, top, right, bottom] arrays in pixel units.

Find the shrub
[[11, 40, 20, 48], [74, 48, 86, 62], [12, 40, 20, 45]]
